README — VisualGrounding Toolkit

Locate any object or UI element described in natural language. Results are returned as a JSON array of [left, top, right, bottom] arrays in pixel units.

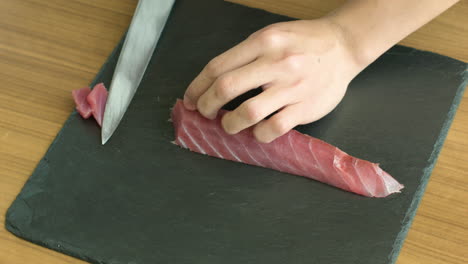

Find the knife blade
[[101, 0, 175, 145]]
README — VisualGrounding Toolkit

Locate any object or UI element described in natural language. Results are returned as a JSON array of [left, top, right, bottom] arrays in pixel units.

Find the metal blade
[[101, 0, 175, 144]]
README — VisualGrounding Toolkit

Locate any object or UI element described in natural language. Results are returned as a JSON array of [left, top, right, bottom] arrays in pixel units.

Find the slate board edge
[[388, 66, 468, 264], [4, 34, 127, 264]]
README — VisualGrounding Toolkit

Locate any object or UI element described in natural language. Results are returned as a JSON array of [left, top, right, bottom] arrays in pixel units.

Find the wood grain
[[0, 1, 466, 263]]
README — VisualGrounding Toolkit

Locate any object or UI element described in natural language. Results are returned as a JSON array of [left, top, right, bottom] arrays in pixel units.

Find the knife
[[101, 0, 175, 144]]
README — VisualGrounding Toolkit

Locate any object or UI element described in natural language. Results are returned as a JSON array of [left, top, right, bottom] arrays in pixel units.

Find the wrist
[[323, 15, 378, 71], [313, 17, 370, 81]]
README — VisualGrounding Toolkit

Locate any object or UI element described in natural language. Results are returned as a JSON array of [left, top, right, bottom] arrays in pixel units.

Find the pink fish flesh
[[72, 83, 108, 126], [86, 83, 108, 127], [72, 87, 92, 119], [171, 99, 403, 198]]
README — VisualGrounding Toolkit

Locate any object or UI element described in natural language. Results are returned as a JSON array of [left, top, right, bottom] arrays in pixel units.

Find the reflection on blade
[[101, 0, 175, 145]]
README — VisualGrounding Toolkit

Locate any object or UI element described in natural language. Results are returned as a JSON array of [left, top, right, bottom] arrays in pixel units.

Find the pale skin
[[184, 0, 460, 143]]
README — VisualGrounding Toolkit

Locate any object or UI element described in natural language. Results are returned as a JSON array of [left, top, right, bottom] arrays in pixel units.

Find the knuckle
[[214, 75, 235, 100], [281, 54, 304, 72], [242, 101, 262, 123], [205, 57, 223, 77], [257, 28, 285, 49]]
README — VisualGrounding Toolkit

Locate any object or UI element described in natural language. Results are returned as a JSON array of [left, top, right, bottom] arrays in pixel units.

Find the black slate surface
[[5, 0, 468, 263]]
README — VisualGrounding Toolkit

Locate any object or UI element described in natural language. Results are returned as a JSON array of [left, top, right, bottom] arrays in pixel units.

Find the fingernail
[[205, 112, 217, 120], [183, 95, 196, 110], [221, 114, 236, 134], [253, 125, 273, 144]]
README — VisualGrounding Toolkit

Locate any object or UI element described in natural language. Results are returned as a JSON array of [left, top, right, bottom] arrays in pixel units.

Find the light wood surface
[[0, 0, 466, 263]]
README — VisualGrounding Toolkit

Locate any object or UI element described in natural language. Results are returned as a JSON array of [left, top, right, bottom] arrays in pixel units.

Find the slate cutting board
[[5, 0, 468, 263]]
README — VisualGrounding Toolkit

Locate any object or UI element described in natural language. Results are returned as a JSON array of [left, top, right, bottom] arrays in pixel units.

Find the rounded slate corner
[[5, 198, 33, 239]]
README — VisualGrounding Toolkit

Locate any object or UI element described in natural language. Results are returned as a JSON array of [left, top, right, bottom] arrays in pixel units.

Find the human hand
[[183, 19, 364, 143]]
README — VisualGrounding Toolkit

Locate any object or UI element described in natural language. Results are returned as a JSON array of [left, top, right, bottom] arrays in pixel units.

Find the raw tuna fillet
[[171, 99, 403, 198], [86, 83, 108, 127], [72, 87, 92, 119], [72, 83, 108, 127]]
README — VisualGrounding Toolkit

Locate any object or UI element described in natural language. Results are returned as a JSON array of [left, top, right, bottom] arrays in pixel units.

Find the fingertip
[[253, 122, 275, 144], [221, 113, 237, 134], [183, 95, 197, 110], [199, 110, 217, 120], [254, 133, 275, 144], [196, 99, 215, 120], [207, 113, 217, 120], [256, 135, 274, 144], [254, 116, 294, 144]]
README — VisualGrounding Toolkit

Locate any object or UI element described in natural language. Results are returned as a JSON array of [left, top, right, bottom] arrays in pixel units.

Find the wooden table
[[1, 1, 466, 263]]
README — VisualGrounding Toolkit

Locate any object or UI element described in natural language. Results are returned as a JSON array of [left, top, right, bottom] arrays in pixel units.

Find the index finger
[[183, 36, 262, 110]]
